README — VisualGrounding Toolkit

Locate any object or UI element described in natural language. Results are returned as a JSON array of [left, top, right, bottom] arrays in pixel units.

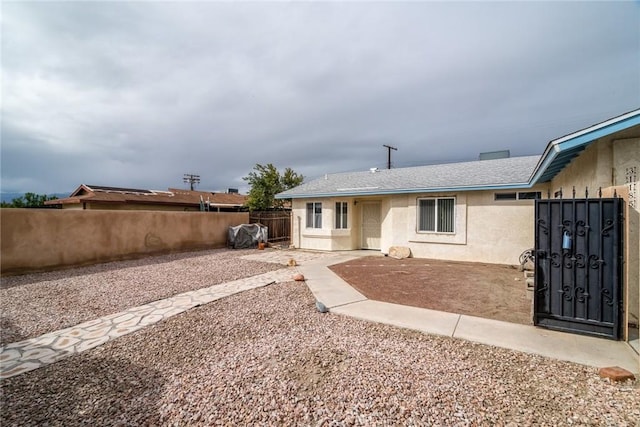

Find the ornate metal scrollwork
[[550, 252, 562, 268], [533, 198, 621, 339], [537, 218, 549, 235], [574, 253, 585, 268], [588, 254, 602, 269], [601, 288, 614, 307], [602, 219, 614, 237], [563, 252, 573, 269]]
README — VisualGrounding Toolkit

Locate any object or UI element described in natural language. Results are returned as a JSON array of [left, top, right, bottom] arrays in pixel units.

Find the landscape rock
[[598, 366, 636, 382], [315, 300, 328, 313], [293, 273, 305, 282], [388, 246, 411, 259]]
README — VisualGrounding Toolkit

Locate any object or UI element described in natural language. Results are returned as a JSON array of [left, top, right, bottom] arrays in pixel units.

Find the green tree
[[0, 193, 58, 208], [243, 163, 303, 211]]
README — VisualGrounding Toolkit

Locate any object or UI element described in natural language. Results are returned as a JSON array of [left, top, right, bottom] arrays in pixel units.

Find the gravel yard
[[2, 279, 639, 425], [0, 248, 283, 346]]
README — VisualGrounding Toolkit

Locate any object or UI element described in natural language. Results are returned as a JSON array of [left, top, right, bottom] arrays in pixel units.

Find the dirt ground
[[329, 256, 532, 325]]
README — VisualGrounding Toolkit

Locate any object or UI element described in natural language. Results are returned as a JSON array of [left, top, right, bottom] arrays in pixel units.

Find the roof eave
[[277, 182, 533, 199], [530, 109, 640, 184]]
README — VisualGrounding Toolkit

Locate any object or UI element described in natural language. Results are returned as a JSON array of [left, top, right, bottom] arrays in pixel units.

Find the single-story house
[[45, 185, 247, 212], [277, 109, 639, 345]]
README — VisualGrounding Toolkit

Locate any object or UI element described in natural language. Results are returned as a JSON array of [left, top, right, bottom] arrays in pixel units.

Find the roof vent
[[479, 150, 510, 160], [370, 167, 379, 173]]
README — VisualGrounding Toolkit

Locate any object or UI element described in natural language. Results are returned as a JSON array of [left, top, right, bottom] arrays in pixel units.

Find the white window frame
[[335, 201, 348, 229], [306, 202, 322, 229], [417, 197, 455, 233]]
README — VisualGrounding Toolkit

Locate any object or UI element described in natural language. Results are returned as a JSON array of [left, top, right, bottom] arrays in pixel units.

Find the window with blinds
[[418, 197, 455, 233]]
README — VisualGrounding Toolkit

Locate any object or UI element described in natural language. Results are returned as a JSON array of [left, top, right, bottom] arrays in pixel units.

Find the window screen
[[418, 197, 454, 233]]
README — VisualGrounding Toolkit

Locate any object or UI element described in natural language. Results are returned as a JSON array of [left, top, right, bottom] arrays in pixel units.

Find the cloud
[[1, 1, 638, 194]]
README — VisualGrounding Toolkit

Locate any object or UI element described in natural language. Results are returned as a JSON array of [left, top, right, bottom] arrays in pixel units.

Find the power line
[[383, 144, 398, 169], [183, 173, 200, 191]]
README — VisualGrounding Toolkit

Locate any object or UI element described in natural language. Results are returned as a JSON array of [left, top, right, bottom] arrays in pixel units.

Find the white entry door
[[361, 202, 381, 250]]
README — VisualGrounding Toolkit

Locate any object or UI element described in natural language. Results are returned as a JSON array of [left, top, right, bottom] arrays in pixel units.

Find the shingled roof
[[277, 109, 640, 199], [277, 155, 540, 198]]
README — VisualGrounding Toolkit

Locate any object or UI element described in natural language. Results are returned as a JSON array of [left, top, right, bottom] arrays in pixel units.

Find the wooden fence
[[249, 210, 291, 243]]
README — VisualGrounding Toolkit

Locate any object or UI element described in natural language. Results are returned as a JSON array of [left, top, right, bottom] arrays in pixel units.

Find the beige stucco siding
[[401, 189, 545, 265], [1, 209, 247, 274], [550, 137, 639, 198], [291, 187, 547, 265], [612, 139, 640, 330], [293, 198, 358, 251], [551, 139, 614, 195]]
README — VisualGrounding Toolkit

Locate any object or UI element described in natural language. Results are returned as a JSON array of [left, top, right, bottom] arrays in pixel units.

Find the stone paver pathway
[[241, 250, 341, 265], [0, 264, 301, 379]]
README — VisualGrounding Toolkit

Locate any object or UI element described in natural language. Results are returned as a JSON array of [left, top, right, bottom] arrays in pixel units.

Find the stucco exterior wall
[[552, 137, 640, 335], [292, 198, 359, 251], [0, 209, 248, 274], [612, 139, 640, 330], [551, 139, 614, 196], [397, 189, 545, 265], [291, 187, 547, 265]]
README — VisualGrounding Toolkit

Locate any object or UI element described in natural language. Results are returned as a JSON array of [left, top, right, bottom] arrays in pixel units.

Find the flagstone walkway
[[0, 258, 306, 380], [0, 250, 344, 380]]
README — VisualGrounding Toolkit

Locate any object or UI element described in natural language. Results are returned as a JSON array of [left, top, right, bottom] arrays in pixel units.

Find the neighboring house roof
[[277, 155, 540, 198], [45, 184, 247, 208], [277, 108, 640, 199], [166, 188, 247, 207]]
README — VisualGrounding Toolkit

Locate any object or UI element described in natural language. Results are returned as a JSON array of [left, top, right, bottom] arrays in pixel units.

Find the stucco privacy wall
[[0, 209, 248, 274]]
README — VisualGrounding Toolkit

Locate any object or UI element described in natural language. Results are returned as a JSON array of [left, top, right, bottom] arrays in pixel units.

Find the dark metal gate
[[534, 194, 624, 339]]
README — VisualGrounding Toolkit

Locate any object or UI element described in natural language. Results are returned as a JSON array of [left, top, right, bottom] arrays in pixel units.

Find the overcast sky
[[2, 1, 639, 195]]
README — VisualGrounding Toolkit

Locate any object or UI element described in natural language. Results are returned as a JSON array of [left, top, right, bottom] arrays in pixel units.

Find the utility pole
[[183, 173, 200, 191], [383, 144, 398, 169]]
